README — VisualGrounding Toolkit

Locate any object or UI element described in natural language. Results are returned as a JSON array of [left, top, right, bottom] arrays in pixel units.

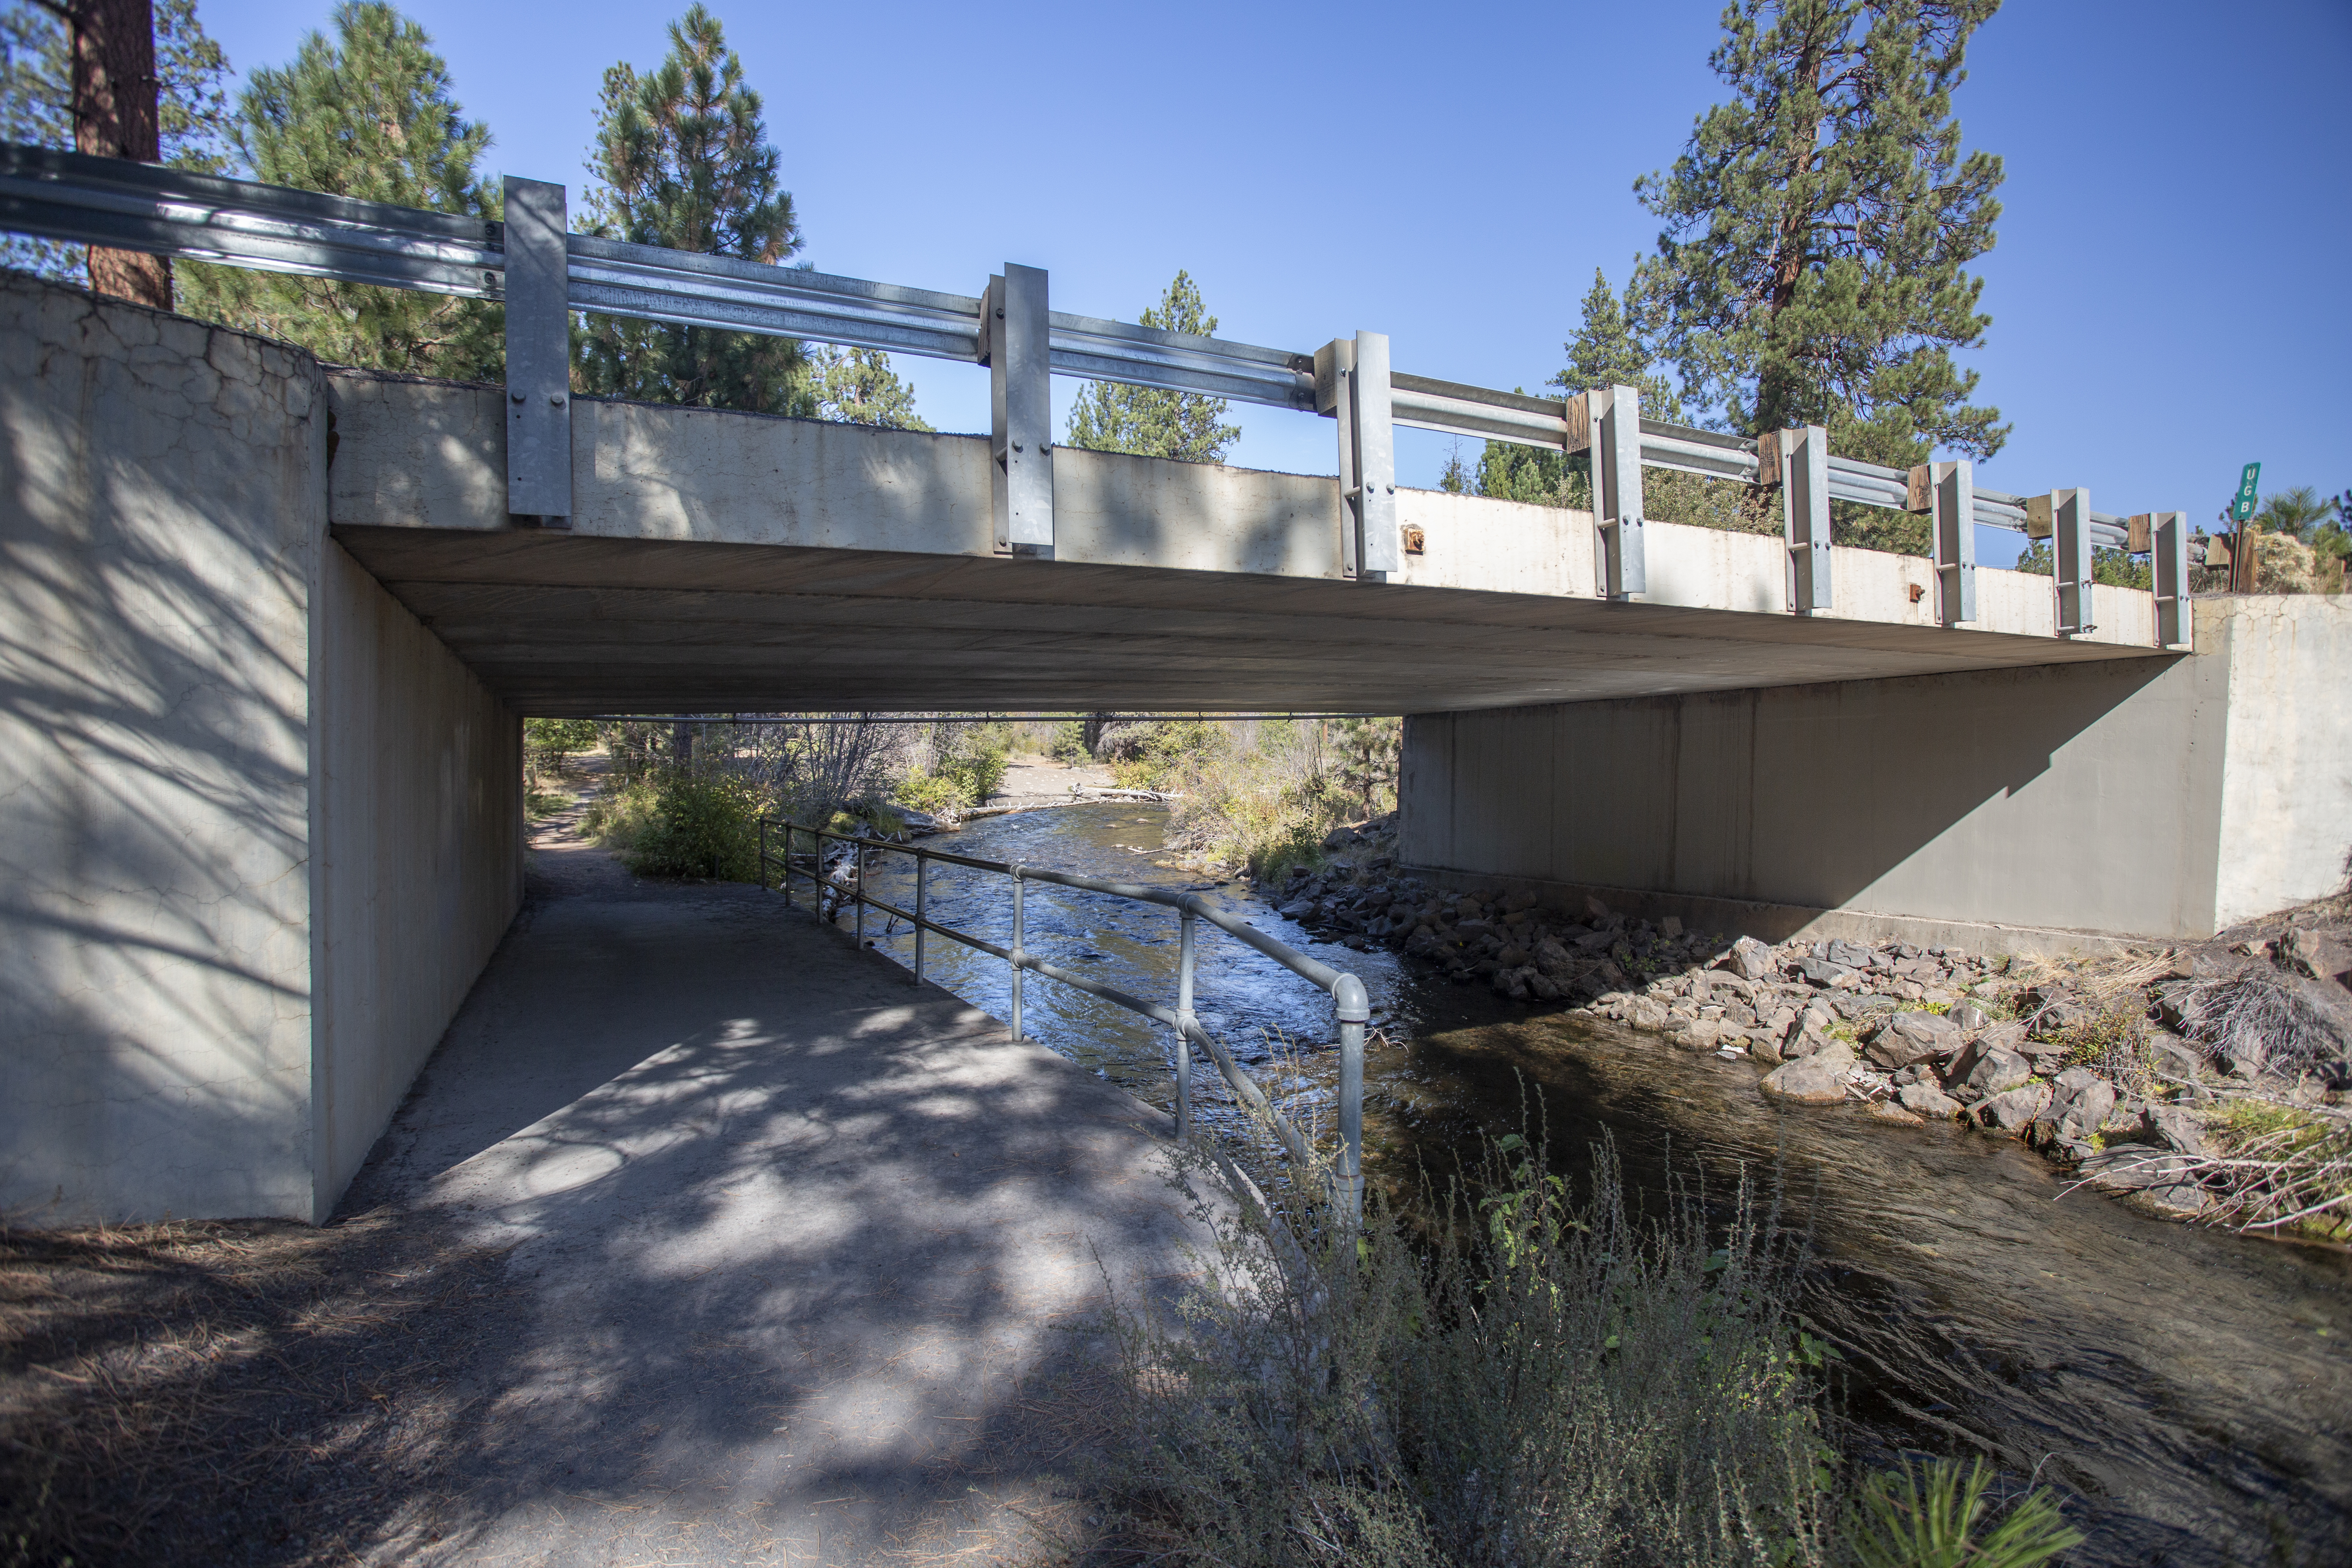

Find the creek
[[855, 800, 2352, 1566]]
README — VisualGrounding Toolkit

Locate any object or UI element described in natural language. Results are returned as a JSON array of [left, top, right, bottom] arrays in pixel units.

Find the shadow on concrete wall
[[0, 276, 322, 1221]]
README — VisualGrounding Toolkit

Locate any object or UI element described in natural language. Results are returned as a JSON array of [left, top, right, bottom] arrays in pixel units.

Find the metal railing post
[[1176, 909, 1196, 1139], [1009, 868, 1027, 1042], [1909, 458, 1978, 626], [1590, 384, 1645, 600], [501, 176, 572, 526], [780, 821, 793, 909], [855, 837, 866, 944], [1777, 423, 1831, 614], [913, 850, 928, 985], [2152, 512, 2190, 648], [1334, 976, 1369, 1222], [982, 265, 1054, 559], [758, 816, 768, 890]]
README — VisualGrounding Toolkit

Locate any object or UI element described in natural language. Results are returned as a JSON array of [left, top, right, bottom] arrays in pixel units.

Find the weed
[[1845, 1456, 2083, 1568]]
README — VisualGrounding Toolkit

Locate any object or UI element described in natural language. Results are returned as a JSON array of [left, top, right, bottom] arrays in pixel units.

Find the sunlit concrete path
[[333, 799, 1218, 1565]]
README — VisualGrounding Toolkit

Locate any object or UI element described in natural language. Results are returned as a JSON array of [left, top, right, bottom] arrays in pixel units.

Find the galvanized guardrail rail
[[756, 820, 1367, 1218], [0, 140, 2187, 645]]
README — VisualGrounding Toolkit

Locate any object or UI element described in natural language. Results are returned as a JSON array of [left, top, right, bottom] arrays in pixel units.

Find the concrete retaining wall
[[311, 541, 521, 1218], [1401, 596, 2351, 950], [0, 273, 521, 1224]]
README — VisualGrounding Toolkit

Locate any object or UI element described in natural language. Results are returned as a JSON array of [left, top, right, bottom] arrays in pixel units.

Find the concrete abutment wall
[[1401, 596, 2352, 953], [0, 272, 521, 1225]]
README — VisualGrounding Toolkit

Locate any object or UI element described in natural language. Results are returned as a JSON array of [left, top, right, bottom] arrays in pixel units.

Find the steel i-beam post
[[503, 176, 572, 525], [982, 264, 1054, 558], [2152, 512, 2190, 648], [1589, 385, 1644, 599], [2044, 488, 2094, 636], [1315, 333, 1399, 581], [1779, 424, 1830, 614], [1909, 459, 1978, 626]]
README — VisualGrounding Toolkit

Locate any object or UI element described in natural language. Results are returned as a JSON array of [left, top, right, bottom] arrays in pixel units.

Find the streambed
[[854, 800, 2352, 1565]]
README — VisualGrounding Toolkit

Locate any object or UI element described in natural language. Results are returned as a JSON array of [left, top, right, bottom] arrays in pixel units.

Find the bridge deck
[[333, 807, 1213, 1563], [328, 370, 2177, 715]]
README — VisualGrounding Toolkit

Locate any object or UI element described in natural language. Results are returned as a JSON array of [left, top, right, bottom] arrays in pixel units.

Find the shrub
[[936, 741, 1008, 805], [894, 770, 968, 816], [1846, 1457, 2083, 1568], [1049, 721, 1090, 763], [581, 779, 659, 849], [623, 773, 764, 881], [1075, 1138, 2082, 1568]]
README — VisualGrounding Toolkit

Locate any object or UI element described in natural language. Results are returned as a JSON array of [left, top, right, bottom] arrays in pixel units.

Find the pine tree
[[811, 345, 931, 430], [2, 0, 231, 279], [1065, 270, 1241, 463], [174, 2, 502, 379], [575, 5, 810, 414], [1631, 0, 2007, 472]]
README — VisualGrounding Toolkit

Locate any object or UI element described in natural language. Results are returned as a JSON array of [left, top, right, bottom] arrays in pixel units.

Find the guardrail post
[[855, 838, 867, 944], [1009, 869, 1027, 1042], [501, 176, 572, 526], [1773, 424, 1830, 613], [780, 821, 793, 909], [1314, 334, 1401, 582], [981, 265, 1054, 559], [2034, 488, 2094, 636], [2151, 512, 2190, 648], [1587, 385, 1644, 600], [1175, 910, 1196, 1140], [1909, 459, 1977, 626], [913, 851, 928, 985], [1333, 976, 1368, 1222]]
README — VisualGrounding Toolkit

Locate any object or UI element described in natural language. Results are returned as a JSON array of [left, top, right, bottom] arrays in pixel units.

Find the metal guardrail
[[0, 140, 2185, 640], [755, 820, 1368, 1218]]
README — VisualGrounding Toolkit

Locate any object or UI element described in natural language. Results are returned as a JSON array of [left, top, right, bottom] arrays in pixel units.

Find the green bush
[[1049, 720, 1090, 763], [524, 716, 600, 771], [622, 773, 764, 881], [581, 779, 659, 848], [937, 742, 1008, 804], [894, 771, 969, 816]]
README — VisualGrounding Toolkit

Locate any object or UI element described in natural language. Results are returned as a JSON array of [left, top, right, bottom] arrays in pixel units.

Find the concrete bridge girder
[[323, 371, 2170, 718]]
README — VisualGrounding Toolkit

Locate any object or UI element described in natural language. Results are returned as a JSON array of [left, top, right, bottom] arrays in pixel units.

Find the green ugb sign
[[2232, 461, 2261, 523]]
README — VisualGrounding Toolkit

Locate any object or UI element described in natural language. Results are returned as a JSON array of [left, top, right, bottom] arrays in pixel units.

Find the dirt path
[[2, 789, 1222, 1567]]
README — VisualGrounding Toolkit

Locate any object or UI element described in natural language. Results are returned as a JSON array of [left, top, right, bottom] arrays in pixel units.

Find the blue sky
[[196, 0, 2348, 557]]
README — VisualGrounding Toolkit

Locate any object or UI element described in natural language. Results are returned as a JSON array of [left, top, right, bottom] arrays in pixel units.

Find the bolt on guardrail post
[[501, 176, 572, 526], [1333, 975, 1369, 1222], [1589, 385, 1645, 600], [1009, 869, 1027, 1042], [1175, 909, 1196, 1140], [913, 851, 928, 985]]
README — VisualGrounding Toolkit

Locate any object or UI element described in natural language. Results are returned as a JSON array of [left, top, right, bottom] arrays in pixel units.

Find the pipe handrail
[[757, 818, 1365, 1217]]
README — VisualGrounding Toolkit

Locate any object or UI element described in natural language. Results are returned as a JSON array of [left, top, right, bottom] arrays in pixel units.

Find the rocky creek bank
[[1268, 820, 2352, 1238]]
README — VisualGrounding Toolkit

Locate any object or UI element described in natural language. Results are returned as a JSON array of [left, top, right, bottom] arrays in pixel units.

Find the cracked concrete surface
[[327, 807, 1219, 1564]]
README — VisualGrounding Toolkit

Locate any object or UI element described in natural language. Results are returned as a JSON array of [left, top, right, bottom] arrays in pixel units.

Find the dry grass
[[0, 1209, 510, 1566]]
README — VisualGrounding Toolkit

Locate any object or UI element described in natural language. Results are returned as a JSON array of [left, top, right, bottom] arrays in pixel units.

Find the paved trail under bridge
[[334, 797, 1218, 1565]]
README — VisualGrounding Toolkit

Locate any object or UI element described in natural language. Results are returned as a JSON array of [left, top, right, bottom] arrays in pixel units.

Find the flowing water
[[853, 801, 2352, 1565]]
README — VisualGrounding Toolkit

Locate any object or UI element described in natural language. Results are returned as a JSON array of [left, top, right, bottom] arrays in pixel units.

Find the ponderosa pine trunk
[[62, 0, 171, 308]]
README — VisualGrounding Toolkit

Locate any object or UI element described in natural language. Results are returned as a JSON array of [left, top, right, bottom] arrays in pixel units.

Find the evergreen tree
[[811, 344, 931, 430], [1065, 270, 1241, 463], [575, 5, 811, 414], [1631, 0, 2007, 472], [174, 2, 502, 379], [1, 0, 231, 278]]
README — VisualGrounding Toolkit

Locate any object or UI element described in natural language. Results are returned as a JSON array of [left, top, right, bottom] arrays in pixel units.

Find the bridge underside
[[327, 372, 2174, 717]]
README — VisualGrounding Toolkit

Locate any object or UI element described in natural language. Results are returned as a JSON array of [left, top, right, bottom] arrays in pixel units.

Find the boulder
[[2042, 1068, 2116, 1141], [1626, 997, 1670, 1031], [1865, 1010, 1960, 1070], [1974, 1083, 2051, 1132], [2148, 1034, 2203, 1081], [1948, 1000, 1991, 1031], [1584, 895, 1610, 921], [1800, 958, 1855, 989], [1825, 938, 1875, 969], [2078, 1146, 2198, 1193], [2140, 1105, 2210, 1156], [1947, 1042, 2032, 1098], [1670, 1019, 1723, 1052], [1865, 1100, 1927, 1127], [1760, 1056, 1850, 1104], [1660, 914, 1684, 938], [1895, 1082, 1964, 1118], [1722, 931, 1768, 982], [1750, 1031, 1784, 1067]]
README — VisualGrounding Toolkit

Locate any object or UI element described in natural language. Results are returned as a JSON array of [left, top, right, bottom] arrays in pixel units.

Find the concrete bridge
[[6, 271, 2348, 1226]]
